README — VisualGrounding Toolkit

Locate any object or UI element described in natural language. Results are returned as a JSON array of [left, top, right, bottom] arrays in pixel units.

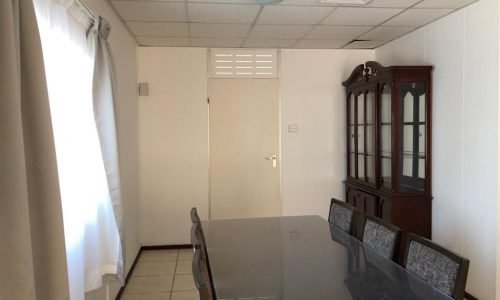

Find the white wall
[[375, 0, 499, 298], [137, 47, 209, 246], [83, 1, 139, 299], [136, 48, 373, 244], [498, 2, 500, 298], [280, 50, 374, 219]]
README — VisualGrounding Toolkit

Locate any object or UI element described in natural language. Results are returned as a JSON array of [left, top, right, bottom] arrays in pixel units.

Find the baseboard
[[464, 291, 478, 300], [115, 244, 192, 300], [141, 244, 192, 250]]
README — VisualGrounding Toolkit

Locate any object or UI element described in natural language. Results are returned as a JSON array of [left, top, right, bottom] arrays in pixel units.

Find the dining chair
[[362, 215, 401, 260], [328, 198, 356, 234], [192, 249, 214, 300], [191, 222, 208, 259], [191, 207, 201, 223], [404, 233, 469, 300], [190, 223, 201, 251]]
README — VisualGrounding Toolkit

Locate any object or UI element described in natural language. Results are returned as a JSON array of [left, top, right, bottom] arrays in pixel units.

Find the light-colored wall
[[137, 47, 209, 246], [136, 48, 373, 244], [375, 0, 499, 298], [498, 2, 500, 298], [83, 1, 139, 299], [280, 49, 374, 219]]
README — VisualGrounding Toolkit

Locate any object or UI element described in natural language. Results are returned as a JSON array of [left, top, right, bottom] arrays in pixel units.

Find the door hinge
[[207, 98, 210, 104]]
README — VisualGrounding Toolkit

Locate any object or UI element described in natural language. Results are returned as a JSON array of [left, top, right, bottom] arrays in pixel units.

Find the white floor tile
[[170, 290, 200, 300], [172, 274, 197, 292], [177, 249, 193, 261], [140, 250, 178, 263], [175, 261, 192, 275], [133, 261, 177, 277], [125, 275, 174, 294], [121, 292, 171, 300]]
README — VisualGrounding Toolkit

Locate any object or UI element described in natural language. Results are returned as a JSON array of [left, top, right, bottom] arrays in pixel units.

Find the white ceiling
[[110, 0, 479, 49]]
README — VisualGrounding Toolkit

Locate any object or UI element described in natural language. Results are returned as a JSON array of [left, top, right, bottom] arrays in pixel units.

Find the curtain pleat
[[89, 17, 125, 285], [0, 0, 70, 299]]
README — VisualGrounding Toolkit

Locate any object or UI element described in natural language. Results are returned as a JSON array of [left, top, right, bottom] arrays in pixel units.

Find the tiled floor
[[121, 249, 199, 300]]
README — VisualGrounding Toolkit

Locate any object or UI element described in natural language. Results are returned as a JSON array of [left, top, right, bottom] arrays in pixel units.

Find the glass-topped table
[[201, 215, 452, 300]]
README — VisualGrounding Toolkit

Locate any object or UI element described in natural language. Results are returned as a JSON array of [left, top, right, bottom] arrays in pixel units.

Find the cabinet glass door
[[398, 82, 426, 191], [357, 93, 365, 181], [365, 90, 376, 184], [349, 93, 355, 178], [380, 84, 392, 189]]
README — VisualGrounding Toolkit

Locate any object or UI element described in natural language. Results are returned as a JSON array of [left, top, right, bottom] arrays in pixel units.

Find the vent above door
[[210, 49, 278, 79]]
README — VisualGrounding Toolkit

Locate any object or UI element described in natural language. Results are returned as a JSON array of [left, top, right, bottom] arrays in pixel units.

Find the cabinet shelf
[[402, 151, 425, 159], [350, 152, 374, 156], [403, 122, 425, 126]]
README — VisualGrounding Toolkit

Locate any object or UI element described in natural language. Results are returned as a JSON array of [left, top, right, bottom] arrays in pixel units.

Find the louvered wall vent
[[210, 49, 278, 79]]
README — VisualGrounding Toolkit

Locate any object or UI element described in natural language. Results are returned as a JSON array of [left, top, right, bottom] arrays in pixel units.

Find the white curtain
[[1, 0, 69, 298], [33, 0, 122, 298], [88, 16, 126, 285]]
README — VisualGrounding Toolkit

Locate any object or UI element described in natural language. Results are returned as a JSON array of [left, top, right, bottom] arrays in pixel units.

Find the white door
[[209, 79, 280, 220]]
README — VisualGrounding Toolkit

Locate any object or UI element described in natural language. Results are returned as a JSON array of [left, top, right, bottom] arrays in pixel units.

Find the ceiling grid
[[111, 0, 480, 49]]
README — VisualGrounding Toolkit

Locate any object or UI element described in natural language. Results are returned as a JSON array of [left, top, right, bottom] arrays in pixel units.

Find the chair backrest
[[192, 249, 214, 300], [191, 207, 201, 224], [190, 223, 207, 259], [404, 233, 469, 299], [328, 198, 355, 234], [362, 215, 401, 260], [190, 223, 201, 251]]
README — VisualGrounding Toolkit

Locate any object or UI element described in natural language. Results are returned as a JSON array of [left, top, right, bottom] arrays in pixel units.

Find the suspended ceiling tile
[[188, 3, 260, 24], [415, 0, 478, 9], [191, 38, 244, 47], [366, 0, 421, 8], [111, 1, 187, 22], [294, 39, 349, 48], [188, 0, 257, 3], [257, 5, 334, 25], [112, 0, 183, 1], [126, 22, 189, 37], [136, 36, 190, 47], [359, 26, 414, 40], [343, 40, 386, 48], [383, 8, 453, 27], [113, 0, 183, 1], [248, 25, 313, 39], [322, 7, 402, 26], [305, 25, 372, 39], [243, 39, 297, 48], [191, 23, 251, 38], [277, 0, 338, 6]]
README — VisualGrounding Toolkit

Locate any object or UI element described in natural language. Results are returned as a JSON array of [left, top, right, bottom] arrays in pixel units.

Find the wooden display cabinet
[[342, 61, 433, 262]]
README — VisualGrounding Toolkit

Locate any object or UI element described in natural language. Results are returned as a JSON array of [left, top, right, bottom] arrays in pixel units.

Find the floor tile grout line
[[170, 249, 181, 300], [124, 248, 196, 299]]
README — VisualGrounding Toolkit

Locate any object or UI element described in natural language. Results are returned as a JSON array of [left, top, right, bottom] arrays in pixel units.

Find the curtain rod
[[75, 0, 96, 22]]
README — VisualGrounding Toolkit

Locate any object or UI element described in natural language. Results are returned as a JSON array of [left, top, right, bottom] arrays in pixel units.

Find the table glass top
[[202, 215, 452, 300]]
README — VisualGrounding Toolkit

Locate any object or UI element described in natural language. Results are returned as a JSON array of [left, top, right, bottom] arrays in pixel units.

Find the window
[[34, 1, 120, 298]]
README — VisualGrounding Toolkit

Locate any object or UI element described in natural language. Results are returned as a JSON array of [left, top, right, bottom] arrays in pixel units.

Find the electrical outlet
[[288, 124, 298, 133]]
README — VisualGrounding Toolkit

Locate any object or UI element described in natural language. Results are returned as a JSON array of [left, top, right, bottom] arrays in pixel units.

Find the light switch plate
[[138, 82, 149, 96], [288, 124, 298, 133]]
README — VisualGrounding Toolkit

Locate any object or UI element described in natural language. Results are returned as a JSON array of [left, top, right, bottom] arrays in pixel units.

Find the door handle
[[265, 155, 277, 168]]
